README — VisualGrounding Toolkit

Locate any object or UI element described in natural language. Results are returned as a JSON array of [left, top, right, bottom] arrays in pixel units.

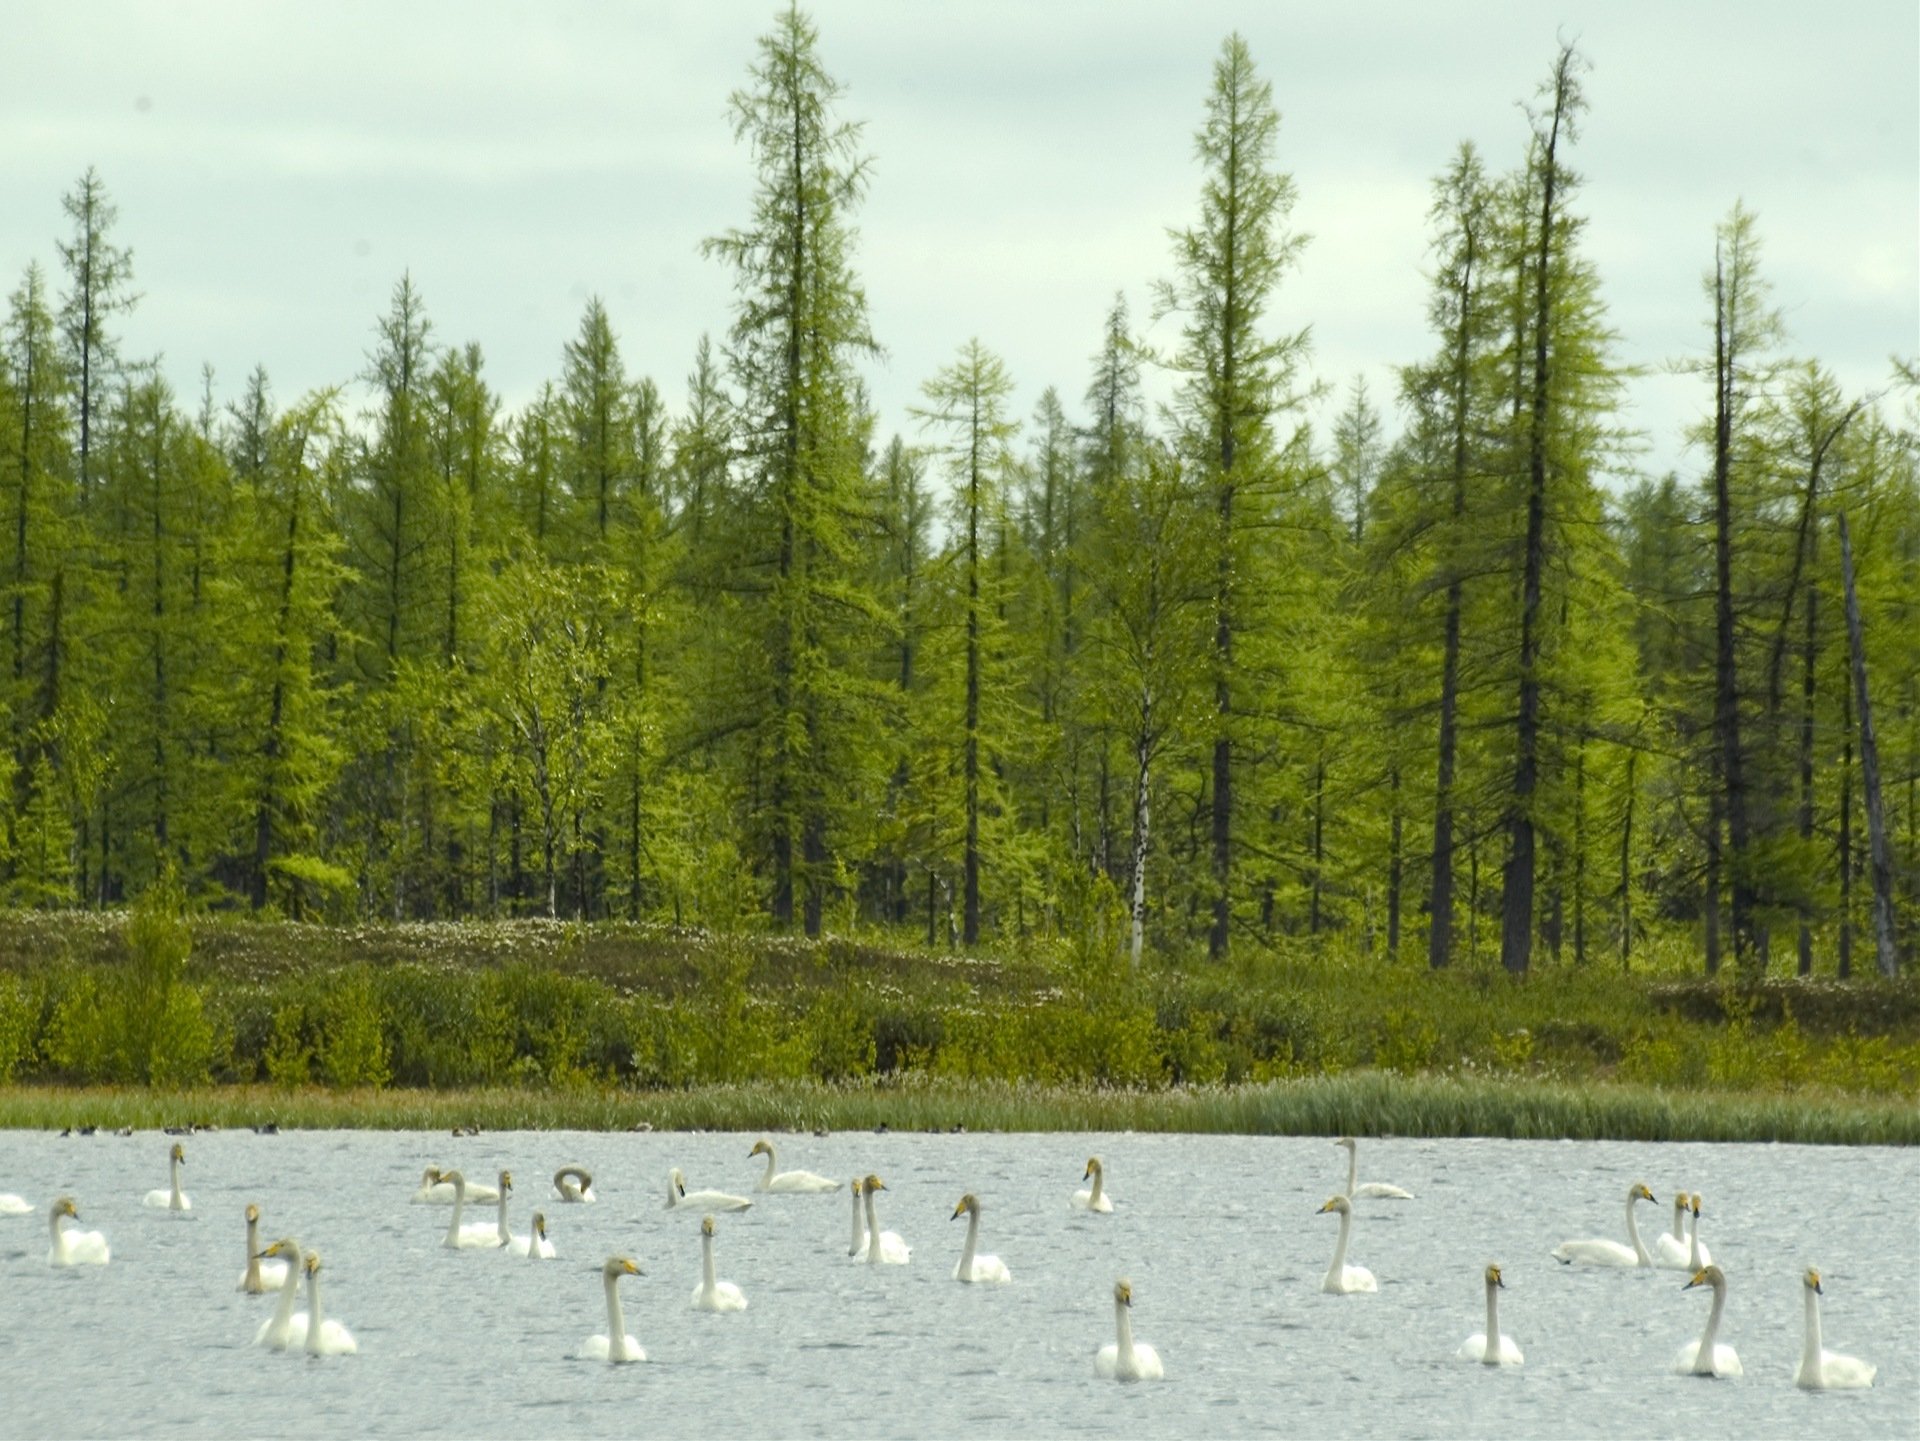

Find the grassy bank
[[3, 1073, 1914, 1144]]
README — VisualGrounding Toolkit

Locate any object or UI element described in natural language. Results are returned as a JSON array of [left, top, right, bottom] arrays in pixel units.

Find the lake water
[[2, 1128, 1914, 1437]]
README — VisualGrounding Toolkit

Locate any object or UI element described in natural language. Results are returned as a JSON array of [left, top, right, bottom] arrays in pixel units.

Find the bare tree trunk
[[1839, 679, 1854, 979], [1838, 513, 1899, 976], [1619, 749, 1636, 969], [1127, 687, 1153, 973]]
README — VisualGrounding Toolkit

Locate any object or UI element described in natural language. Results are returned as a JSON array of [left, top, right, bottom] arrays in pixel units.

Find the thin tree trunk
[[1839, 680, 1854, 979], [1838, 513, 1899, 976], [1619, 748, 1636, 969], [1127, 686, 1152, 972]]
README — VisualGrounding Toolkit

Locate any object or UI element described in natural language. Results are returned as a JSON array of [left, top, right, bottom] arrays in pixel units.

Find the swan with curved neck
[[749, 1138, 840, 1193], [950, 1193, 1011, 1284], [1094, 1278, 1163, 1381], [1335, 1136, 1414, 1200], [1317, 1195, 1377, 1293], [1071, 1156, 1113, 1213], [1456, 1263, 1523, 1364], [690, 1214, 748, 1311], [239, 1204, 290, 1293], [511, 1210, 555, 1259], [441, 1169, 512, 1248], [581, 1255, 646, 1362], [1796, 1268, 1875, 1389], [412, 1166, 497, 1204], [46, 1196, 109, 1266], [664, 1167, 752, 1212], [1674, 1265, 1742, 1376], [552, 1166, 595, 1203], [1552, 1182, 1656, 1267], [861, 1173, 909, 1264], [143, 1142, 191, 1211], [301, 1251, 358, 1356], [253, 1238, 307, 1348]]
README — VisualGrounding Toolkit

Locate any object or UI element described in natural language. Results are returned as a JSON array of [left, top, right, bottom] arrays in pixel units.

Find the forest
[[0, 16, 1914, 982]]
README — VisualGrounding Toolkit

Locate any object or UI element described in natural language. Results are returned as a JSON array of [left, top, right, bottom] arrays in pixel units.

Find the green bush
[[315, 968, 390, 1089], [0, 972, 38, 1082]]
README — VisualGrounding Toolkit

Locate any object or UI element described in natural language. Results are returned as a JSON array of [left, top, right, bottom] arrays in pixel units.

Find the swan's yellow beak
[[1805, 1267, 1822, 1293], [1684, 1268, 1709, 1289]]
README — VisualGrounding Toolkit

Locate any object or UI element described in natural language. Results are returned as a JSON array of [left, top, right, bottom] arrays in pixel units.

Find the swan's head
[[1113, 1278, 1134, 1307], [863, 1173, 887, 1194], [1317, 1195, 1351, 1217], [1803, 1267, 1822, 1294], [1631, 1183, 1656, 1204], [603, 1254, 641, 1279], [1484, 1263, 1505, 1289], [850, 1176, 862, 1197], [531, 1212, 547, 1239], [443, 1168, 467, 1193], [701, 1214, 716, 1237], [170, 1142, 186, 1164], [1083, 1157, 1103, 1180], [260, 1237, 299, 1259], [303, 1250, 322, 1277], [52, 1196, 78, 1221], [1683, 1264, 1725, 1292], [952, 1193, 979, 1220], [671, 1167, 687, 1196], [499, 1170, 513, 1195], [421, 1166, 443, 1185], [245, 1203, 261, 1224], [1334, 1136, 1357, 1151], [749, 1139, 773, 1159], [1689, 1192, 1702, 1216]]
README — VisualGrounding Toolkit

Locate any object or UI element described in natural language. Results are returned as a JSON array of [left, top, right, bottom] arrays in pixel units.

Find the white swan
[[859, 1173, 910, 1264], [0, 1192, 31, 1215], [1674, 1264, 1741, 1376], [749, 1138, 840, 1193], [253, 1239, 308, 1349], [690, 1214, 748, 1312], [848, 1176, 868, 1256], [1456, 1263, 1523, 1365], [1796, 1268, 1875, 1389], [580, 1255, 646, 1362], [1094, 1278, 1164, 1381], [665, 1167, 752, 1212], [1070, 1156, 1113, 1213], [441, 1169, 512, 1248], [46, 1196, 109, 1266], [1317, 1195, 1377, 1294], [239, 1204, 291, 1293], [510, 1210, 556, 1259], [1552, 1182, 1656, 1267], [301, 1250, 359, 1356], [951, 1193, 1011, 1284], [142, 1141, 191, 1211], [1653, 1191, 1693, 1268], [1336, 1136, 1414, 1200], [552, 1166, 596, 1203], [411, 1166, 498, 1204]]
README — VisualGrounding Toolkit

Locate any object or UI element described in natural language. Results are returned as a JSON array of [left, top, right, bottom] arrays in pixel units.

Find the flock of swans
[[4, 1129, 1887, 1404]]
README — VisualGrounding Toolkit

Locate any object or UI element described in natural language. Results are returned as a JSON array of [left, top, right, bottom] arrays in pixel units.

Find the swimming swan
[[1070, 1156, 1113, 1213], [239, 1204, 291, 1293], [1674, 1265, 1741, 1377], [749, 1138, 840, 1193], [860, 1174, 910, 1264], [665, 1167, 752, 1212], [1653, 1191, 1693, 1268], [552, 1166, 596, 1203], [581, 1255, 646, 1362], [1796, 1268, 1875, 1389], [848, 1177, 868, 1256], [253, 1239, 308, 1349], [1552, 1182, 1656, 1267], [142, 1141, 191, 1211], [1456, 1263, 1523, 1365], [0, 1192, 31, 1215], [441, 1169, 512, 1248], [1336, 1136, 1414, 1200], [1317, 1195, 1377, 1294], [510, 1210, 556, 1259], [950, 1193, 1011, 1284], [301, 1250, 359, 1356], [411, 1166, 498, 1204], [46, 1197, 109, 1266], [1094, 1278, 1164, 1381], [690, 1214, 748, 1311]]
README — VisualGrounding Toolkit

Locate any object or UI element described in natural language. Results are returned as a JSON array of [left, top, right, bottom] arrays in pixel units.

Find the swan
[[1456, 1263, 1523, 1365], [253, 1239, 308, 1349], [1685, 1193, 1713, 1270], [1552, 1182, 1657, 1267], [1653, 1191, 1693, 1268], [301, 1251, 359, 1356], [142, 1141, 191, 1211], [580, 1255, 646, 1362], [0, 1192, 31, 1215], [411, 1166, 497, 1204], [1796, 1268, 1875, 1389], [749, 1138, 840, 1193], [510, 1210, 556, 1259], [1335, 1136, 1415, 1200], [1070, 1156, 1113, 1213], [859, 1173, 910, 1264], [1674, 1265, 1741, 1376], [1316, 1195, 1377, 1294], [1094, 1278, 1164, 1381], [46, 1197, 109, 1266], [665, 1167, 752, 1212], [950, 1193, 1011, 1284], [690, 1214, 748, 1312], [441, 1169, 512, 1248], [848, 1176, 868, 1256], [239, 1204, 291, 1293], [552, 1166, 596, 1203]]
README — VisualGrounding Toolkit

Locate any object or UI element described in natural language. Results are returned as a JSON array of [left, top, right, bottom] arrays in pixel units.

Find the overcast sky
[[3, 2, 1915, 488]]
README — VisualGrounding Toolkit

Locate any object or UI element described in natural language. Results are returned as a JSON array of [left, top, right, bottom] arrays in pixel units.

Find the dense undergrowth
[[0, 905, 1914, 1138]]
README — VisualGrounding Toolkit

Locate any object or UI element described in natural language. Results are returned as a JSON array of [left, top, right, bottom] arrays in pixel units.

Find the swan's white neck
[[758, 1149, 778, 1188], [243, 1215, 261, 1289], [1327, 1206, 1353, 1278], [495, 1186, 511, 1244], [268, 1247, 301, 1334], [959, 1207, 981, 1273], [1668, 1196, 1688, 1245], [1693, 1277, 1726, 1373], [603, 1271, 633, 1361], [1801, 1285, 1824, 1376], [1624, 1192, 1649, 1265], [304, 1267, 326, 1354], [48, 1208, 67, 1260], [444, 1177, 467, 1245], [1087, 1167, 1104, 1207], [863, 1187, 882, 1264], [849, 1184, 866, 1255], [1483, 1279, 1502, 1364], [1113, 1296, 1136, 1364], [701, 1231, 717, 1291], [1343, 1146, 1358, 1198], [168, 1152, 185, 1209], [1686, 1208, 1703, 1269]]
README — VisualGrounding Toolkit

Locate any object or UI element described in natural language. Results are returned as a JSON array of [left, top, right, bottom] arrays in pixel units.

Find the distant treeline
[[0, 16, 1913, 977]]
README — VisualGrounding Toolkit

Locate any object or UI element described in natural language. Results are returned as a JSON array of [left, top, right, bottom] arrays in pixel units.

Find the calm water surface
[[2, 1128, 1914, 1437]]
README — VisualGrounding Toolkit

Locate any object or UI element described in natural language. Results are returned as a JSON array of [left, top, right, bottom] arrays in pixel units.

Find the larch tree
[[55, 168, 138, 508]]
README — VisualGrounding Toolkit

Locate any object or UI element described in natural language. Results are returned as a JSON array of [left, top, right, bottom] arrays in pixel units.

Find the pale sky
[[3, 2, 1915, 488]]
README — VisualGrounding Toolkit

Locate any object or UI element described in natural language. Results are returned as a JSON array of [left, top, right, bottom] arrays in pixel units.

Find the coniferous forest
[[1, 17, 1915, 981]]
